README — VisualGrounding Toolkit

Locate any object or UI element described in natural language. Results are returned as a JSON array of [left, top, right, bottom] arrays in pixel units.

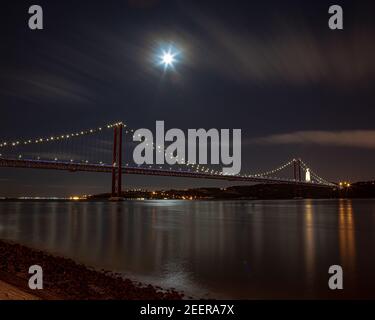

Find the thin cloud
[[182, 6, 375, 87], [253, 130, 375, 149]]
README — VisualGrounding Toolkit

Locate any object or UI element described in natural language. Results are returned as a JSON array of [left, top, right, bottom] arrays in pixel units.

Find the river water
[[0, 199, 374, 299]]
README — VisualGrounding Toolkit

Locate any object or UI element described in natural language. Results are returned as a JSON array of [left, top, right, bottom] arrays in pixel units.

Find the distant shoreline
[[2, 181, 375, 201]]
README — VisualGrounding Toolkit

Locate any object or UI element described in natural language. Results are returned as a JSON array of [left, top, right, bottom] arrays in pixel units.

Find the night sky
[[1, 0, 375, 196]]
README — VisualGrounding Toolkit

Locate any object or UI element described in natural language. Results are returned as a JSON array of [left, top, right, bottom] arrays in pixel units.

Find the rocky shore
[[0, 240, 184, 300]]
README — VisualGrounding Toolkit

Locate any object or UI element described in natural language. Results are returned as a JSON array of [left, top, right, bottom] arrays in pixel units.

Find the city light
[[339, 181, 351, 188]]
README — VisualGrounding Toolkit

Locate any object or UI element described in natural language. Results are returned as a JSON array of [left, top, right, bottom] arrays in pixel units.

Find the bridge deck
[[0, 158, 334, 187]]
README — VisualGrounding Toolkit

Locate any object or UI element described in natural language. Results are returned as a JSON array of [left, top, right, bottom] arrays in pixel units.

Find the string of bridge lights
[[0, 121, 127, 149], [250, 159, 295, 178], [309, 170, 331, 185]]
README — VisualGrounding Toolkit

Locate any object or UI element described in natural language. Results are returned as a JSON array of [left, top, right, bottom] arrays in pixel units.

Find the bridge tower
[[293, 158, 302, 182], [111, 124, 123, 198]]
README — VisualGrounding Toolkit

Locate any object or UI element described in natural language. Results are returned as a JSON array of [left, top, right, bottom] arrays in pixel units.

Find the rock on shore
[[0, 240, 183, 300]]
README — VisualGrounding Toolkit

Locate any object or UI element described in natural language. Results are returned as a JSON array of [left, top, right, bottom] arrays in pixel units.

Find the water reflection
[[338, 199, 356, 274], [0, 199, 373, 299], [304, 199, 315, 289]]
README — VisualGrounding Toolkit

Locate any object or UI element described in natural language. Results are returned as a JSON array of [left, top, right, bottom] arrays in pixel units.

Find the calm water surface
[[0, 199, 375, 299]]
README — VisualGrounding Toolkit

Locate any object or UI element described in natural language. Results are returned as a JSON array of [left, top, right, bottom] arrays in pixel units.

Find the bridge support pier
[[110, 124, 123, 200]]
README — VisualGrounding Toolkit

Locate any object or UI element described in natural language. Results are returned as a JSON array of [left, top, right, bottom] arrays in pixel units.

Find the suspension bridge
[[0, 122, 336, 197]]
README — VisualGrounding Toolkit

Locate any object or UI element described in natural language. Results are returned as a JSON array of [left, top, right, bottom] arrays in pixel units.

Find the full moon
[[158, 47, 178, 69]]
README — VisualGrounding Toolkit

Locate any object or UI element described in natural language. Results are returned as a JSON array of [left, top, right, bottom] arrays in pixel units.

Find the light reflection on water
[[0, 199, 374, 299]]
